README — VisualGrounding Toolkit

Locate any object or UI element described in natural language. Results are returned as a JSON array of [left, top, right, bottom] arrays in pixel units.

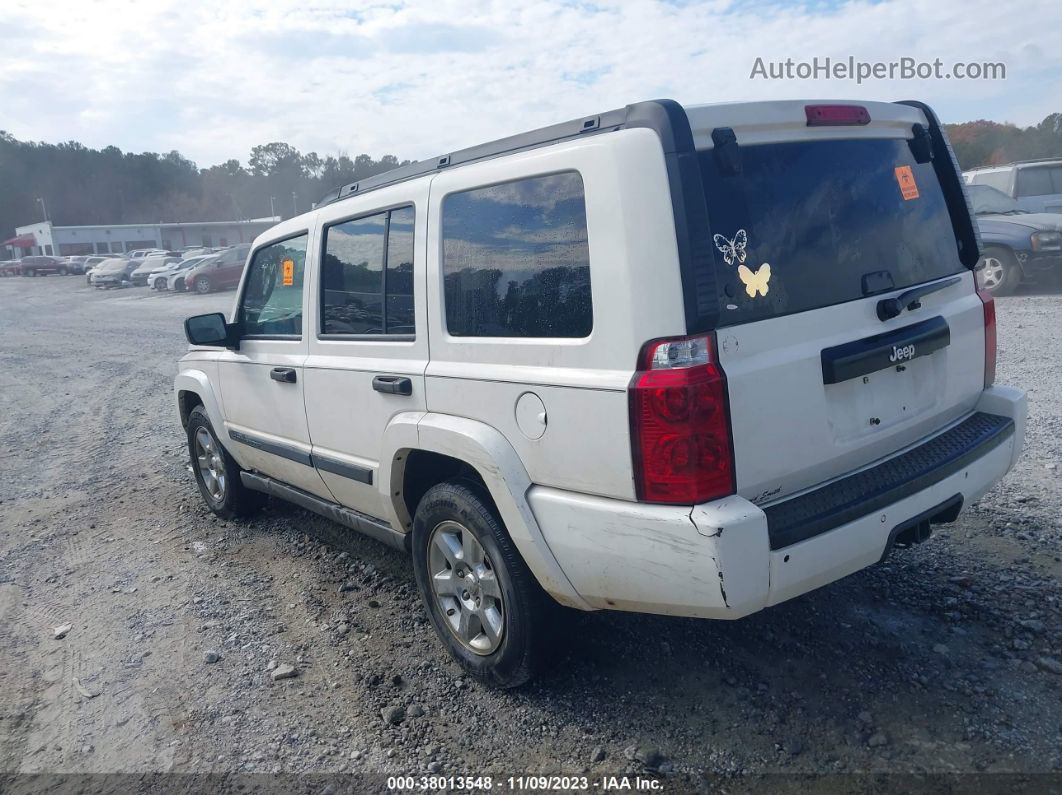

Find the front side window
[[320, 205, 416, 336], [240, 233, 307, 336], [441, 171, 592, 338]]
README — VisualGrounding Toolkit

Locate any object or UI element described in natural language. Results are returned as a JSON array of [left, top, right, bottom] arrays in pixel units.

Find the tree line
[[0, 135, 410, 238], [2, 111, 1061, 239]]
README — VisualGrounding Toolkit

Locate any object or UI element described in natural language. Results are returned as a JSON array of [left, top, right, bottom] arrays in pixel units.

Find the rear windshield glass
[[699, 138, 964, 326]]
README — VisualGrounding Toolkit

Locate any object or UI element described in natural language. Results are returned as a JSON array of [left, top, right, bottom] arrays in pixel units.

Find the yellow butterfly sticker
[[737, 263, 771, 297]]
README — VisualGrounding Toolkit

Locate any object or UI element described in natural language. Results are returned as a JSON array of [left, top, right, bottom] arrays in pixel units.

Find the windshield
[[967, 184, 1022, 215], [699, 138, 964, 326]]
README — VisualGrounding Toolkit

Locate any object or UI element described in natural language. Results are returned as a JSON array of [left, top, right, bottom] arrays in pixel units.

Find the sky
[[2, 0, 1060, 169]]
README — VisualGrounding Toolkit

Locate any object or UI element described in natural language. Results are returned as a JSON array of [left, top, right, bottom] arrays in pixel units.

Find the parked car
[[20, 255, 70, 276], [181, 245, 250, 293], [968, 184, 1062, 294], [965, 159, 1062, 215], [0, 260, 22, 277], [130, 253, 182, 285], [165, 255, 219, 292], [151, 254, 215, 290], [89, 258, 137, 288], [62, 256, 91, 274], [124, 248, 165, 259], [84, 256, 110, 284], [178, 99, 1025, 687]]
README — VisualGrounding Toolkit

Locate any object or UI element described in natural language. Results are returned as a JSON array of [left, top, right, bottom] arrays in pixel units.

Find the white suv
[[176, 99, 1026, 687]]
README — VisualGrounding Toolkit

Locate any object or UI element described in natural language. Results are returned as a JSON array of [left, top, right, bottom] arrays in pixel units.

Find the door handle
[[372, 375, 412, 396], [270, 367, 297, 383]]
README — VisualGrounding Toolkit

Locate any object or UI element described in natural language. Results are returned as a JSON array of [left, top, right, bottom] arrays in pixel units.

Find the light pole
[[270, 196, 276, 218], [291, 192, 297, 216], [37, 197, 49, 222]]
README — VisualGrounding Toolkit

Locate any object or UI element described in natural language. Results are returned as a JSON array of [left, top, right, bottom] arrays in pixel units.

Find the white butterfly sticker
[[713, 229, 748, 265]]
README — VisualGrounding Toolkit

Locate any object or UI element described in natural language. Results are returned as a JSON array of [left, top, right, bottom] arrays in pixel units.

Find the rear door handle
[[372, 375, 412, 396], [270, 367, 297, 383]]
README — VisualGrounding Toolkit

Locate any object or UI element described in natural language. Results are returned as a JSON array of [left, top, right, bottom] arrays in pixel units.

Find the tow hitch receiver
[[880, 494, 963, 562]]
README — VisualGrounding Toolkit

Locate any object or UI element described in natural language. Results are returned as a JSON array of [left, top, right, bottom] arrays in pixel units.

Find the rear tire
[[412, 481, 550, 688], [977, 246, 1021, 296], [186, 406, 264, 520], [58, 267, 68, 275]]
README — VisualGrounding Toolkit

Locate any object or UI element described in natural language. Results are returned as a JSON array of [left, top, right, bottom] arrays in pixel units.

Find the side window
[[1016, 167, 1054, 197], [240, 234, 307, 337], [320, 206, 416, 336], [441, 171, 592, 338]]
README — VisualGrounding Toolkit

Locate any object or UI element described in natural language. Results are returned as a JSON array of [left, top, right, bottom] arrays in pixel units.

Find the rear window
[[699, 138, 964, 326]]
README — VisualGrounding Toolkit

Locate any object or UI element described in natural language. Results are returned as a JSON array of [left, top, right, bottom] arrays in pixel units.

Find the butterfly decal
[[738, 263, 771, 298], [713, 229, 747, 265]]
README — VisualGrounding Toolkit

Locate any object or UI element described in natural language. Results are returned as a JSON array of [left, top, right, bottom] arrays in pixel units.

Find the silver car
[[966, 159, 1062, 214]]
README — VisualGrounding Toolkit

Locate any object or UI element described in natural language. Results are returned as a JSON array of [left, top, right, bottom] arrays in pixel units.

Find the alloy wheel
[[427, 520, 505, 655], [194, 427, 226, 503], [977, 256, 1004, 291]]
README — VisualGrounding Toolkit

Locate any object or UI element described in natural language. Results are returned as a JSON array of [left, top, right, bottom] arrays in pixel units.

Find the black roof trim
[[315, 98, 721, 333]]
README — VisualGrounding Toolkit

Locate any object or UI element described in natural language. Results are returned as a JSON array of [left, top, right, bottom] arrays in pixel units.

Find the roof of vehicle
[[966, 158, 1062, 173], [255, 98, 931, 255]]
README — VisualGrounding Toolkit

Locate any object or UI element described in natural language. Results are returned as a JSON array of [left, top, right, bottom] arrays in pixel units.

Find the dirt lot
[[0, 276, 1059, 792]]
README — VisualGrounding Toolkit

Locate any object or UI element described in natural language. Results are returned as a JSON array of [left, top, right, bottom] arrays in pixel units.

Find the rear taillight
[[629, 334, 735, 504], [805, 104, 871, 126], [978, 287, 997, 386]]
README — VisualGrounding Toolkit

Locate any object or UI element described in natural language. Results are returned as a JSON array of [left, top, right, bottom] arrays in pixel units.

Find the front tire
[[977, 246, 1021, 296], [412, 482, 550, 688], [195, 277, 212, 294], [186, 406, 264, 519]]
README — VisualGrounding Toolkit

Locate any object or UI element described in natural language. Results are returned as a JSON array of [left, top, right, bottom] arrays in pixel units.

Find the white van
[[177, 99, 1025, 687]]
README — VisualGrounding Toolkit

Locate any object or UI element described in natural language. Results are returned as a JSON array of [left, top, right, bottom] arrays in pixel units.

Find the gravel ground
[[0, 277, 1059, 792]]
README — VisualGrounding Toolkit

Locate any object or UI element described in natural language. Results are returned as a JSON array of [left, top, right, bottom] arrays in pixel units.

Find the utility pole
[[270, 196, 276, 218], [37, 197, 49, 222], [291, 192, 297, 216]]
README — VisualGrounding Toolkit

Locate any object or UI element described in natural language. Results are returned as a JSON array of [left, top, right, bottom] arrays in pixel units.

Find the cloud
[[0, 0, 1059, 171]]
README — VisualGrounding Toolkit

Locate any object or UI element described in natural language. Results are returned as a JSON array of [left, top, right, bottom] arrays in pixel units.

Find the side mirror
[[185, 312, 235, 348]]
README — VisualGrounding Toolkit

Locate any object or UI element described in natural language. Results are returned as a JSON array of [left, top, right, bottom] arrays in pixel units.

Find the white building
[[4, 218, 280, 258]]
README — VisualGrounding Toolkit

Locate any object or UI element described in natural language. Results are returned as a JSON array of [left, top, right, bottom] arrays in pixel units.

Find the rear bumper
[[529, 385, 1025, 619]]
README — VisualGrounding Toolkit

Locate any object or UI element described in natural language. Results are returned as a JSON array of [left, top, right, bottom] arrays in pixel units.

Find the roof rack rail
[[968, 157, 1062, 170], [315, 100, 684, 209], [1006, 157, 1062, 166]]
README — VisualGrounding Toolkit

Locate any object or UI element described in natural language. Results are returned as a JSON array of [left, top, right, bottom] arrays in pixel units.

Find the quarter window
[[320, 206, 416, 336], [441, 171, 592, 338], [240, 234, 307, 336]]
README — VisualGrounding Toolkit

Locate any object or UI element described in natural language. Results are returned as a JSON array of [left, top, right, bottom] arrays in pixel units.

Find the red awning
[[2, 235, 35, 248]]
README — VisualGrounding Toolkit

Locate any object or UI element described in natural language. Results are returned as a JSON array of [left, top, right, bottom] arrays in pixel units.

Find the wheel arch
[[379, 412, 590, 610]]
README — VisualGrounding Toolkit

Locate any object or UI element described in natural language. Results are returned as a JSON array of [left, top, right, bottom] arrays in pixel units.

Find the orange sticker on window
[[895, 166, 920, 200], [282, 258, 294, 286]]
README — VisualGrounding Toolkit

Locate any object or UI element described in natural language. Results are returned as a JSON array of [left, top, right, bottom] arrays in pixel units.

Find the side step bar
[[240, 472, 408, 553]]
